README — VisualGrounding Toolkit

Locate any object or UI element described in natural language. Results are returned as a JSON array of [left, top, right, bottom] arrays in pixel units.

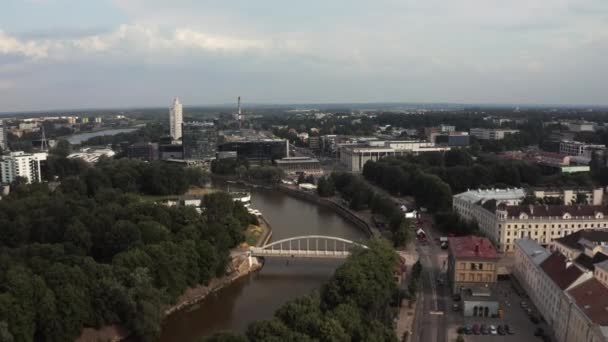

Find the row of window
[[501, 222, 607, 229], [456, 273, 494, 282]]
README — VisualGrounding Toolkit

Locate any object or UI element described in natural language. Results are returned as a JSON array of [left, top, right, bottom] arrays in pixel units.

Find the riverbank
[[78, 213, 272, 342], [277, 184, 380, 238]]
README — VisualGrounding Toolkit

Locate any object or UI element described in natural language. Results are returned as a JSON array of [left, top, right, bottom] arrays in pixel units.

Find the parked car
[[452, 294, 462, 301], [497, 325, 506, 335], [521, 301, 528, 308], [464, 325, 473, 335], [480, 324, 489, 335], [452, 303, 461, 312], [473, 324, 481, 335], [489, 325, 498, 335], [505, 324, 514, 335]]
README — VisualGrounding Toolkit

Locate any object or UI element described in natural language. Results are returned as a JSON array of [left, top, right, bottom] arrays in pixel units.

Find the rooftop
[[554, 230, 608, 251], [454, 188, 525, 204], [448, 236, 499, 259], [496, 204, 608, 219], [540, 252, 584, 290], [596, 260, 608, 273], [567, 278, 608, 326], [514, 239, 551, 266], [574, 252, 608, 272]]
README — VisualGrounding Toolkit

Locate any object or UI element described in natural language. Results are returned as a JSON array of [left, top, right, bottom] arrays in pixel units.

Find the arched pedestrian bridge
[[249, 235, 368, 259]]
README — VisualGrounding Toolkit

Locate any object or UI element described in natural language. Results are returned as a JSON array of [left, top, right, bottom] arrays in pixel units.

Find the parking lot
[[447, 279, 551, 342]]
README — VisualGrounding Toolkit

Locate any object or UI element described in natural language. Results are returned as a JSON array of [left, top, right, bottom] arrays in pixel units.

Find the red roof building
[[448, 236, 499, 260]]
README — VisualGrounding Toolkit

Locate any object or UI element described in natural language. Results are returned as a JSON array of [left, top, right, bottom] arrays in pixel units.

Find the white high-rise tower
[[169, 97, 183, 140]]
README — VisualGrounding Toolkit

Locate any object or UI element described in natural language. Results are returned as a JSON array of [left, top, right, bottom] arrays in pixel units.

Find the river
[[159, 188, 369, 341], [66, 128, 138, 144]]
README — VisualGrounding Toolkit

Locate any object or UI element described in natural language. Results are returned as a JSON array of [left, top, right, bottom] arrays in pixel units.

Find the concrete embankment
[[277, 185, 379, 238]]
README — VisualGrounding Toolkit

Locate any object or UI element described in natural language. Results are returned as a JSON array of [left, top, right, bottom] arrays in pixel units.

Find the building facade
[[182, 122, 217, 160], [127, 142, 159, 161], [0, 151, 47, 184], [470, 128, 519, 140], [532, 187, 603, 205], [339, 140, 451, 172], [560, 140, 605, 158], [169, 97, 183, 140], [275, 157, 323, 176], [514, 239, 608, 342], [217, 139, 289, 162], [448, 236, 499, 294], [0, 120, 7, 151]]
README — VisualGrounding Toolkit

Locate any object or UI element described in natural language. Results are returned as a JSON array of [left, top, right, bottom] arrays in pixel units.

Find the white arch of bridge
[[259, 235, 368, 251]]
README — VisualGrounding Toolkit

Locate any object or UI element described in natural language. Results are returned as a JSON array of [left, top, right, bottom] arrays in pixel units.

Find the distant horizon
[[2, 100, 608, 116]]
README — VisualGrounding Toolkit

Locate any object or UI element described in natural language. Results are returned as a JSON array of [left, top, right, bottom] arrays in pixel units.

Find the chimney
[[529, 205, 534, 215]]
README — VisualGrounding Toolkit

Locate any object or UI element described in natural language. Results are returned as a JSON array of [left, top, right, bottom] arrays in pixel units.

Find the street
[[412, 214, 449, 342]]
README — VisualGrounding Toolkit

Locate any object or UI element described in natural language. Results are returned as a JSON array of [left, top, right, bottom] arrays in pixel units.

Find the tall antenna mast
[[237, 96, 242, 129], [40, 125, 48, 152]]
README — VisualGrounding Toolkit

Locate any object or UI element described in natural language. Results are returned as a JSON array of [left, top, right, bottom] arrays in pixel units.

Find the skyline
[[2, 0, 608, 111]]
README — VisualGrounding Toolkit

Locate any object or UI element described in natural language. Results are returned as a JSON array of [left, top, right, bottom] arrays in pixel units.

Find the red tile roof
[[567, 278, 608, 326], [540, 252, 584, 290], [448, 236, 499, 259]]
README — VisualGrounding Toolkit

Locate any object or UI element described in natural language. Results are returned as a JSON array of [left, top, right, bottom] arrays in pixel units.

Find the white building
[[454, 188, 608, 252], [339, 140, 451, 172], [0, 151, 47, 184], [453, 188, 526, 222], [0, 120, 7, 150], [470, 128, 519, 140], [559, 140, 605, 158], [67, 148, 115, 164], [169, 97, 183, 140]]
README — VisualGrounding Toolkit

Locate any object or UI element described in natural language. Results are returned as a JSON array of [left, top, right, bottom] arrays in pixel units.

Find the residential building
[[339, 140, 450, 172], [169, 97, 183, 140], [0, 151, 47, 184], [560, 140, 605, 158], [308, 136, 321, 152], [320, 135, 338, 153], [0, 120, 7, 150], [127, 142, 159, 161], [182, 122, 217, 160], [448, 236, 499, 294], [275, 157, 323, 176], [514, 239, 608, 342], [470, 128, 519, 140], [552, 229, 608, 262]]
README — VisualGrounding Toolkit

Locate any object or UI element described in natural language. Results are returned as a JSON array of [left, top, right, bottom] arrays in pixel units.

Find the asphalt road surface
[[412, 216, 449, 342]]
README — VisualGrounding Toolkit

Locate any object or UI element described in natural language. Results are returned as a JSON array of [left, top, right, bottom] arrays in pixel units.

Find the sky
[[1, 0, 608, 112]]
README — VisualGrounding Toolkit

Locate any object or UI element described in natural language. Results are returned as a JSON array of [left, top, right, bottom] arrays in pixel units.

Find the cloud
[[0, 30, 49, 58]]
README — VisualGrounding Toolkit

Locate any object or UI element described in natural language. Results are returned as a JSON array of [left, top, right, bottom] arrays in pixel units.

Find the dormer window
[[596, 212, 604, 219], [519, 213, 528, 220], [563, 213, 571, 219]]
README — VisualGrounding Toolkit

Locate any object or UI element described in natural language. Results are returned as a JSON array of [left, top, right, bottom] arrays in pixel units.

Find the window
[[471, 263, 477, 270]]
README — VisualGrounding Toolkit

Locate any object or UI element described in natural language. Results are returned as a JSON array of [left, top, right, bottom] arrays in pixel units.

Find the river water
[[66, 128, 137, 144], [159, 188, 369, 341]]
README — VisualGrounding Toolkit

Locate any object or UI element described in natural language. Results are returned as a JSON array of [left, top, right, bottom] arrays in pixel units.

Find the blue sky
[[1, 0, 608, 111]]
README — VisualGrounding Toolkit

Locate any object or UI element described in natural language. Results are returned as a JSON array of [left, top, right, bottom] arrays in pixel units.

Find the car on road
[[452, 303, 460, 312], [489, 325, 498, 335], [521, 300, 528, 308], [480, 324, 489, 335], [505, 324, 514, 335]]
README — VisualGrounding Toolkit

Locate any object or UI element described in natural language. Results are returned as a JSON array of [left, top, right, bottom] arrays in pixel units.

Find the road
[[412, 215, 449, 342]]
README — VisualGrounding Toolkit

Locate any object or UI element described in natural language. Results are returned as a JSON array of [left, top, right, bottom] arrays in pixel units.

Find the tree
[[317, 177, 335, 197]]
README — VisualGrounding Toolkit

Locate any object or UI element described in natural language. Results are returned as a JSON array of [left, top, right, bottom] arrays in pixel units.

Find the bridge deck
[[249, 248, 351, 259]]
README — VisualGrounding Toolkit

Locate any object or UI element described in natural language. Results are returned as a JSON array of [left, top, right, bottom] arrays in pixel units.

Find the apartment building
[[453, 188, 525, 222], [448, 236, 499, 294], [532, 187, 604, 205], [514, 239, 608, 342], [0, 151, 47, 184], [470, 128, 519, 140]]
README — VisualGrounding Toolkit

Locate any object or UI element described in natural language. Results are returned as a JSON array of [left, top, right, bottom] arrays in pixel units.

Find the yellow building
[[448, 236, 500, 295]]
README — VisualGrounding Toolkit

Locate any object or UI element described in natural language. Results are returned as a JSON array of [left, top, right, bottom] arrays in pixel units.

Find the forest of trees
[[0, 163, 252, 341], [205, 240, 400, 342]]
